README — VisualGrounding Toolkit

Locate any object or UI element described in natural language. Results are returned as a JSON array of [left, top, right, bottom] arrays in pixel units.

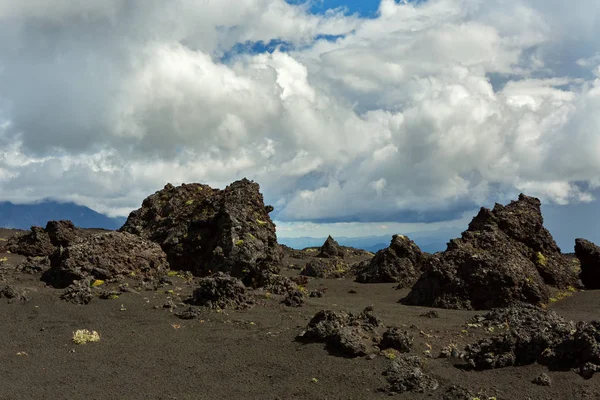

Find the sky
[[0, 0, 599, 247]]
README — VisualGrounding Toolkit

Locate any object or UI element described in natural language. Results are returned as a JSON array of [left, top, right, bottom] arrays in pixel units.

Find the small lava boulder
[[402, 194, 580, 310], [43, 231, 168, 288], [297, 307, 382, 357], [190, 273, 251, 310], [7, 220, 88, 257], [119, 179, 281, 285], [382, 356, 439, 394], [575, 238, 600, 289], [355, 234, 428, 286]]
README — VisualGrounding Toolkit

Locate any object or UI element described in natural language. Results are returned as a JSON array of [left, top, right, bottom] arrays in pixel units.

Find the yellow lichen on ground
[[72, 329, 100, 345]]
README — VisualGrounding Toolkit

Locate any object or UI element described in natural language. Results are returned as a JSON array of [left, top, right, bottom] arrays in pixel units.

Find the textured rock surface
[[300, 258, 350, 279], [43, 231, 168, 288], [190, 273, 251, 310], [317, 236, 345, 258], [7, 220, 92, 257], [355, 234, 428, 286], [402, 194, 580, 310], [120, 179, 280, 285], [382, 356, 439, 394], [296, 307, 383, 357], [575, 238, 600, 289]]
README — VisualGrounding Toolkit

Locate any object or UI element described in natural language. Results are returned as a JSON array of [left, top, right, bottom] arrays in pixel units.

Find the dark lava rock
[[190, 273, 250, 310], [532, 372, 552, 386], [442, 385, 475, 400], [43, 231, 168, 288], [120, 179, 281, 286], [176, 306, 203, 320], [575, 238, 600, 289], [402, 194, 579, 310], [61, 279, 93, 305], [379, 327, 413, 353], [282, 289, 305, 307], [300, 258, 350, 279], [382, 356, 439, 394], [420, 310, 440, 318], [461, 303, 600, 378], [297, 307, 382, 357], [7, 220, 88, 257], [261, 273, 300, 295], [17, 256, 51, 274], [317, 236, 345, 258], [464, 303, 575, 369], [355, 235, 428, 286], [278, 244, 309, 260], [0, 285, 28, 303]]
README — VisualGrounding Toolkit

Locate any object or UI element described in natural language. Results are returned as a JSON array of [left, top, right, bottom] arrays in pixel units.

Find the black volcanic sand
[[1, 235, 599, 399]]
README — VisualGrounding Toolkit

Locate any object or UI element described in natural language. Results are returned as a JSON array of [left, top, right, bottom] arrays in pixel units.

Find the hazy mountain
[[278, 228, 460, 254], [0, 201, 127, 230]]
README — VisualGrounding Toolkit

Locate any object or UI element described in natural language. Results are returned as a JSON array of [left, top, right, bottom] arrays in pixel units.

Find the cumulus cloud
[[0, 0, 599, 226]]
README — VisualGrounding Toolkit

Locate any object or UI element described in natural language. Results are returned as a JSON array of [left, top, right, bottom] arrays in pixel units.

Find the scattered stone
[[402, 194, 580, 310], [442, 385, 475, 400], [438, 344, 460, 359], [282, 289, 305, 307], [99, 291, 121, 300], [190, 273, 251, 310], [348, 289, 357, 294], [61, 280, 93, 305], [379, 327, 413, 353], [300, 258, 350, 279], [355, 235, 428, 286], [317, 236, 345, 258], [309, 288, 326, 298], [297, 307, 382, 357], [575, 238, 600, 289], [382, 356, 439, 394], [43, 231, 168, 288], [420, 310, 440, 318], [0, 285, 27, 303], [120, 179, 281, 286], [176, 306, 202, 319], [532, 373, 552, 386]]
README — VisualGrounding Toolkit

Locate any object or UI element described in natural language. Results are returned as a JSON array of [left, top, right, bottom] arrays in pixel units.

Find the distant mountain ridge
[[278, 231, 459, 254], [0, 201, 127, 230]]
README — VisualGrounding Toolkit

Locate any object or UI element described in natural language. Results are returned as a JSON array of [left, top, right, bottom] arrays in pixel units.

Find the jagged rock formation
[[120, 179, 281, 285], [355, 234, 428, 286], [317, 236, 345, 258], [6, 220, 88, 257], [43, 231, 168, 288], [575, 238, 600, 289], [402, 194, 580, 310]]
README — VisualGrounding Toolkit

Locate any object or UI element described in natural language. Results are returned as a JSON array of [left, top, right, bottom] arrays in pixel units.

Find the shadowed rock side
[[43, 231, 169, 288], [402, 194, 581, 310], [119, 179, 280, 286], [575, 238, 600, 289], [317, 235, 345, 258], [354, 234, 428, 287], [6, 220, 90, 257]]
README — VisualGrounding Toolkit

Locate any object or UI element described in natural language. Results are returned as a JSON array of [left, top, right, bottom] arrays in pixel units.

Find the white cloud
[[0, 0, 599, 228]]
